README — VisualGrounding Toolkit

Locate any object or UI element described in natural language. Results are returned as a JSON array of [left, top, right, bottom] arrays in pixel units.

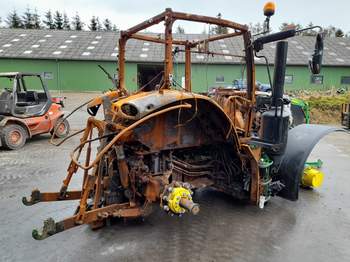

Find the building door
[[137, 64, 163, 91]]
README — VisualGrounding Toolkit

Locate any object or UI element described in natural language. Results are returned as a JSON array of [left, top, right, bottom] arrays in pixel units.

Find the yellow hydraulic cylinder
[[302, 167, 324, 188]]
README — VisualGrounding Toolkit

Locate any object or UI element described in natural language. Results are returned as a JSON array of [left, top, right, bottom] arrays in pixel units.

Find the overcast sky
[[0, 0, 348, 33]]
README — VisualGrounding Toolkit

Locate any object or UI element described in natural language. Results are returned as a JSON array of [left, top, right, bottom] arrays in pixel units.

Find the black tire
[[0, 124, 27, 150], [51, 118, 70, 138]]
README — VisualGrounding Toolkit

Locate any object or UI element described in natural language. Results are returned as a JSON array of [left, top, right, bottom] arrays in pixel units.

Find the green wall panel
[[0, 58, 138, 92], [172, 63, 246, 92], [255, 65, 350, 91], [0, 58, 58, 89], [56, 60, 137, 91], [0, 58, 349, 92]]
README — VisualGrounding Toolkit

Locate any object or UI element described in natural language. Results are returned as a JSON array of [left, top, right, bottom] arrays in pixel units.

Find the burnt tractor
[[23, 5, 338, 240]]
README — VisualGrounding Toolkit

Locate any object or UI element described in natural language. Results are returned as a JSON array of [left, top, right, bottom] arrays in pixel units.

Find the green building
[[0, 28, 350, 92]]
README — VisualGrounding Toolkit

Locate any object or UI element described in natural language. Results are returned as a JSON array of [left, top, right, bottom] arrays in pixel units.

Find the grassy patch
[[306, 93, 350, 111], [289, 91, 350, 124]]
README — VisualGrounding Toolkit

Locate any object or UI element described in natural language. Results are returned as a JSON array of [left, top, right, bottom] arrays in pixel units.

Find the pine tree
[[72, 13, 84, 30], [6, 10, 23, 28], [96, 17, 102, 31], [63, 13, 70, 30], [89, 16, 98, 31], [249, 22, 263, 34], [112, 24, 119, 32], [294, 23, 302, 31], [22, 8, 34, 29], [54, 11, 63, 30], [211, 13, 228, 34], [176, 25, 185, 34], [32, 9, 41, 29], [301, 22, 317, 36], [103, 19, 112, 31], [44, 10, 55, 29]]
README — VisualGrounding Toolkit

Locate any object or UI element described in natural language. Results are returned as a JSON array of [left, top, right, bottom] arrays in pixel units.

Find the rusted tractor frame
[[118, 9, 256, 136], [23, 9, 333, 240]]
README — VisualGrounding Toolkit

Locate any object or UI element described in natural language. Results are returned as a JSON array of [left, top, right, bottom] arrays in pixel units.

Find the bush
[[288, 90, 350, 124]]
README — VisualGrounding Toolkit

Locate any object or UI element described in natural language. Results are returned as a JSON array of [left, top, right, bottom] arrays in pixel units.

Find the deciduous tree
[[335, 29, 344, 37]]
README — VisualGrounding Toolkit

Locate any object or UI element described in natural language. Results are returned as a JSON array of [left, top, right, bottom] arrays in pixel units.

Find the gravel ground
[[0, 93, 349, 262]]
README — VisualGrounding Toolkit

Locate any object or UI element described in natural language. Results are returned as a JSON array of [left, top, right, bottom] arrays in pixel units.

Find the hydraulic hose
[[70, 103, 192, 170]]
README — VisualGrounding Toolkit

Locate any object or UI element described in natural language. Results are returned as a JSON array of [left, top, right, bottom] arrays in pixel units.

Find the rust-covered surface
[[22, 8, 335, 240]]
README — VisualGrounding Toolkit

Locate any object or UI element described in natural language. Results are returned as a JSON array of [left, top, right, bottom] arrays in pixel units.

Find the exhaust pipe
[[272, 41, 288, 106], [261, 41, 290, 155]]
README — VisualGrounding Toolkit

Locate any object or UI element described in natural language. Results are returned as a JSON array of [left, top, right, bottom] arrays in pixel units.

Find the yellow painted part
[[87, 90, 119, 108], [112, 89, 207, 109], [302, 167, 324, 188], [168, 187, 192, 214]]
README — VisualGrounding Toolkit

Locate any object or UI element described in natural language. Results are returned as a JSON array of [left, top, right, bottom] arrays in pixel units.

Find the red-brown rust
[[24, 9, 270, 240], [185, 43, 192, 92], [70, 103, 192, 170]]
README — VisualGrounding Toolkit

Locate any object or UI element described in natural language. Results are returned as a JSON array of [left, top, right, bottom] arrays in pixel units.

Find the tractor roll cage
[[117, 8, 256, 103], [117, 9, 256, 135]]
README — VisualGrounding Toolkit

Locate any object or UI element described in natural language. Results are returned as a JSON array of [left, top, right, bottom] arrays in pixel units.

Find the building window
[[285, 75, 293, 84], [341, 76, 350, 85], [43, 72, 53, 80], [311, 75, 323, 84], [216, 75, 224, 83]]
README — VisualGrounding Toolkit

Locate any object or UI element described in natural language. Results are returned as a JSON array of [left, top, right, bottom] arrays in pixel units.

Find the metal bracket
[[22, 189, 41, 206], [32, 218, 56, 240], [248, 137, 282, 151], [32, 218, 65, 240]]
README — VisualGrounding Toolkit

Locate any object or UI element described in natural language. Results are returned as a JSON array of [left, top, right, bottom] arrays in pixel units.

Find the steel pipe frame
[[117, 8, 255, 118]]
